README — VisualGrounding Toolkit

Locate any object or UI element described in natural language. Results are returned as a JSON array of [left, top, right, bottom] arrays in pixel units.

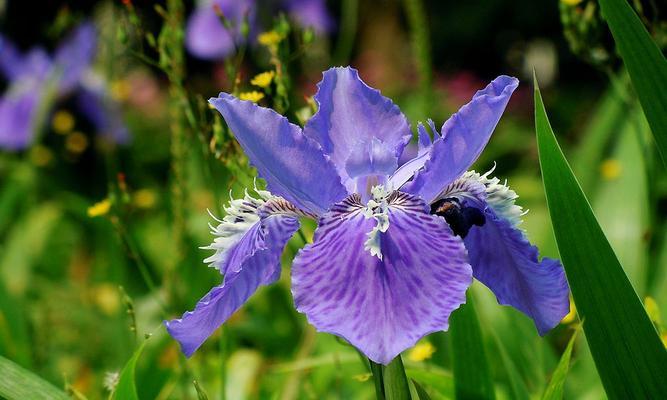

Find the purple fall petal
[[0, 35, 24, 80], [165, 214, 299, 356], [0, 89, 42, 150], [304, 67, 412, 191], [464, 209, 570, 335], [291, 192, 472, 364], [402, 76, 519, 202], [53, 22, 97, 95], [209, 93, 347, 215]]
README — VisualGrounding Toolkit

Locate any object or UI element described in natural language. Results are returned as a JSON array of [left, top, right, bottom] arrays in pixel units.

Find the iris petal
[[304, 67, 412, 191], [185, 0, 253, 60], [77, 84, 129, 144], [464, 209, 570, 335], [53, 22, 97, 95], [166, 214, 299, 357], [402, 76, 519, 202], [0, 82, 44, 150], [291, 192, 472, 364], [210, 93, 348, 215]]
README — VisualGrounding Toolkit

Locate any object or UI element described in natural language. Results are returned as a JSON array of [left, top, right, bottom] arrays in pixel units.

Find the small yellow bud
[[110, 79, 131, 102], [239, 91, 265, 103], [87, 199, 111, 218], [52, 110, 75, 134], [133, 189, 157, 209], [600, 159, 621, 181], [352, 373, 372, 382], [561, 0, 583, 5], [257, 31, 283, 47], [65, 131, 89, 154], [407, 341, 436, 362], [250, 71, 275, 88], [92, 284, 120, 316]]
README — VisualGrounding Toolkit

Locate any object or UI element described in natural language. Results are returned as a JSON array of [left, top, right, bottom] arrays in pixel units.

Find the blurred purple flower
[[0, 22, 128, 150], [166, 67, 570, 364], [186, 0, 332, 60]]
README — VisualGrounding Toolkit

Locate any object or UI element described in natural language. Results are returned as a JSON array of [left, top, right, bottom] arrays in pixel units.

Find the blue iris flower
[[0, 22, 128, 150], [186, 0, 333, 60], [166, 67, 570, 364]]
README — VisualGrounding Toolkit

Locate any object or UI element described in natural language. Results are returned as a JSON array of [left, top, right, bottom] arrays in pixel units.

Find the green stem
[[382, 356, 411, 400], [369, 359, 385, 400], [402, 0, 433, 116], [333, 0, 358, 64]]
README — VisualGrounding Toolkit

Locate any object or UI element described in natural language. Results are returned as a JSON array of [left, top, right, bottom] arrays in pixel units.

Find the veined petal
[[292, 192, 472, 364], [304, 67, 412, 191], [53, 22, 97, 95], [440, 170, 569, 335], [210, 93, 347, 215], [166, 212, 299, 357], [464, 210, 569, 335], [402, 76, 519, 202]]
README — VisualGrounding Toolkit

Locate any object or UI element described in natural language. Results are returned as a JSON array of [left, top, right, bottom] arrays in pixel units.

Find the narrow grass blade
[[0, 356, 69, 400], [113, 339, 148, 400], [541, 329, 579, 400], [598, 0, 667, 165], [449, 293, 495, 400], [411, 379, 432, 400], [534, 76, 667, 399]]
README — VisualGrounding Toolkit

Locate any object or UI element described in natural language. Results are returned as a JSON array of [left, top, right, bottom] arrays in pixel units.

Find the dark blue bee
[[430, 197, 486, 238]]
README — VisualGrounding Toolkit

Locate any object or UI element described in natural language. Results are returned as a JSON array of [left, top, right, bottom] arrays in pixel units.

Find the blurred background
[[0, 0, 665, 398]]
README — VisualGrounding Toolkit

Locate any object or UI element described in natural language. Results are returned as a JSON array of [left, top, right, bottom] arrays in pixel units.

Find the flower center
[[431, 197, 485, 238], [362, 185, 391, 260]]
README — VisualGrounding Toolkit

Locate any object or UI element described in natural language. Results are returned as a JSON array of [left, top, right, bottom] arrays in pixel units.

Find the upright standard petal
[[0, 35, 23, 80], [304, 67, 412, 191], [402, 76, 519, 203], [53, 23, 97, 94], [166, 213, 299, 356], [210, 93, 347, 214], [185, 0, 254, 60], [284, 0, 334, 33], [292, 192, 472, 364]]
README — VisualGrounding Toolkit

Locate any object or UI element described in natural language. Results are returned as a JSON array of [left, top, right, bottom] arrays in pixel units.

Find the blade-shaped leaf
[[383, 356, 411, 400], [534, 77, 667, 399], [0, 356, 69, 400], [541, 329, 579, 400], [598, 0, 667, 165], [113, 339, 148, 400], [449, 293, 495, 400]]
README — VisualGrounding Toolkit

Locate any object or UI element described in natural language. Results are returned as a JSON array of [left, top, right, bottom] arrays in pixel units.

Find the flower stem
[[370, 355, 411, 400]]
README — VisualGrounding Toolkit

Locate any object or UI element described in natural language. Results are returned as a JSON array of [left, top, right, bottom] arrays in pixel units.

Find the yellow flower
[[239, 91, 265, 103], [88, 199, 111, 218], [258, 31, 283, 47], [352, 373, 372, 382], [133, 189, 157, 209], [250, 71, 275, 88], [110, 79, 131, 102], [92, 284, 120, 316], [65, 131, 89, 154], [561, 298, 577, 324], [600, 159, 621, 181], [52, 110, 75, 134], [407, 341, 436, 362], [29, 145, 53, 167], [561, 0, 583, 5]]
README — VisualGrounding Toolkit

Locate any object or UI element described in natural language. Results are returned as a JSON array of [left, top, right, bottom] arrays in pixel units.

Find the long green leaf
[[598, 0, 667, 165], [449, 294, 495, 400], [113, 339, 148, 400], [534, 77, 667, 399], [541, 329, 579, 400], [0, 356, 69, 400]]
